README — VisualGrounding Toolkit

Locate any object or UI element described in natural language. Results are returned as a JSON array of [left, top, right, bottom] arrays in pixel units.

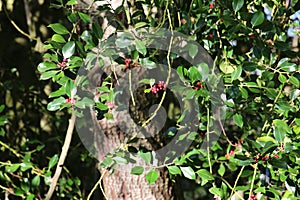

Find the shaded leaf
[[130, 166, 144, 175]]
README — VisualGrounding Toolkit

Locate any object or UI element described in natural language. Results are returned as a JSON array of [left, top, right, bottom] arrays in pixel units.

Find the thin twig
[[45, 113, 76, 200], [0, 141, 23, 158], [87, 169, 108, 200], [3, 5, 37, 41], [129, 70, 136, 106], [230, 165, 245, 198], [216, 176, 245, 200], [206, 107, 215, 187], [217, 107, 237, 147], [249, 163, 258, 198]]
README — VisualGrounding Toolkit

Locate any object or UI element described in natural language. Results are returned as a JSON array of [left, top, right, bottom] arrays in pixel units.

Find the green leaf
[[49, 88, 66, 98], [278, 58, 297, 72], [139, 151, 151, 163], [6, 164, 20, 173], [51, 34, 66, 43], [40, 70, 58, 80], [48, 154, 59, 169], [26, 194, 35, 200], [0, 105, 5, 113], [135, 22, 148, 28], [289, 76, 299, 87], [20, 163, 32, 172], [101, 157, 114, 168], [32, 175, 40, 187], [81, 97, 95, 106], [92, 23, 103, 39], [184, 88, 195, 99], [256, 136, 276, 144], [197, 63, 210, 80], [218, 163, 226, 176], [146, 170, 159, 184], [47, 97, 65, 111], [66, 0, 77, 5], [233, 113, 243, 128], [273, 119, 291, 143], [188, 44, 198, 58], [135, 40, 147, 55], [189, 66, 201, 82], [130, 166, 144, 175], [140, 58, 156, 69], [196, 169, 214, 180], [251, 11, 264, 27], [62, 41, 75, 59], [168, 166, 182, 175], [0, 128, 5, 137], [180, 166, 196, 180], [196, 169, 214, 185], [113, 156, 128, 164], [220, 61, 235, 74], [278, 73, 287, 83], [231, 66, 242, 81], [209, 187, 223, 197], [232, 0, 244, 12], [48, 23, 69, 35], [78, 12, 90, 23]]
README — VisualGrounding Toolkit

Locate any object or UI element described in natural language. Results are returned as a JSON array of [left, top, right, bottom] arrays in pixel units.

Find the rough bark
[[76, 1, 178, 199]]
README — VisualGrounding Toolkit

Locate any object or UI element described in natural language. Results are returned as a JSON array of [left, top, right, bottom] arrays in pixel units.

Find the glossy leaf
[[48, 154, 59, 169], [78, 12, 90, 23], [48, 23, 69, 35], [231, 66, 242, 81], [233, 113, 243, 128], [273, 119, 291, 143], [47, 97, 65, 111], [62, 41, 75, 59], [168, 166, 182, 175], [135, 40, 147, 55], [232, 0, 244, 12], [180, 166, 196, 180], [251, 11, 264, 27]]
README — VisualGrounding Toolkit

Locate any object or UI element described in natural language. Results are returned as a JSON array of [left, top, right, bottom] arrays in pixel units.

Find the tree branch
[[45, 113, 76, 200]]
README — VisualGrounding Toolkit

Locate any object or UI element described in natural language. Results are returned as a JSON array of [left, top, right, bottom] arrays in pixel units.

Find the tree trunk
[[76, 1, 178, 198]]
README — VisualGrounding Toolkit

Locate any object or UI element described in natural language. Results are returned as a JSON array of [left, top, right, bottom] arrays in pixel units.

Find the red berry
[[125, 59, 131, 68], [250, 194, 257, 200], [209, 3, 214, 9]]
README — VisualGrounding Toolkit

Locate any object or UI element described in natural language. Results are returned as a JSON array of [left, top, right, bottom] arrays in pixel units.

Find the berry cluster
[[254, 153, 279, 163], [150, 81, 167, 94], [124, 58, 139, 69], [250, 194, 257, 200], [225, 150, 235, 159], [58, 58, 68, 70], [193, 80, 204, 90], [125, 59, 131, 69], [66, 98, 76, 104]]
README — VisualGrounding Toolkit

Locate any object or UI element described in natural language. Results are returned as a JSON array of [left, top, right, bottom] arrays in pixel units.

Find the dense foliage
[[1, 0, 300, 199]]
